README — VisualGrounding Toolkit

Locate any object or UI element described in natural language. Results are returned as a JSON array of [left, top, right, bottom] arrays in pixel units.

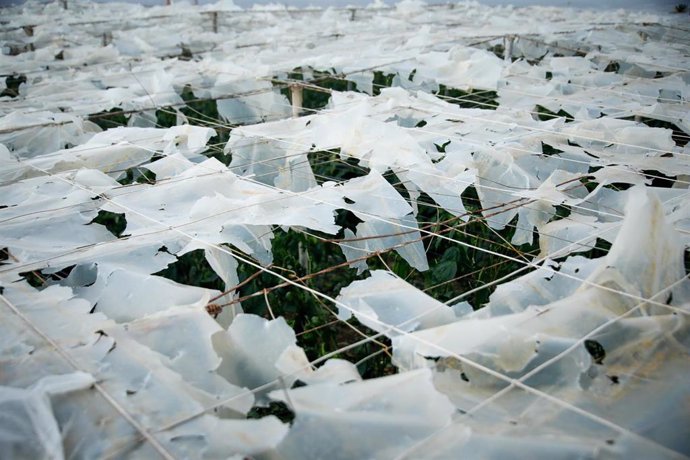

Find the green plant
[[1, 74, 27, 98], [80, 69, 596, 384], [434, 84, 498, 110]]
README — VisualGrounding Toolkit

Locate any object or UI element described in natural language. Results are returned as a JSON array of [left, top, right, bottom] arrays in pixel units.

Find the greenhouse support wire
[[72, 131, 690, 319], [0, 293, 178, 460], [164, 87, 690, 189], [3, 130, 680, 286], [1, 9, 688, 452], [394, 271, 690, 459], [4, 122, 680, 290], [10, 150, 684, 457]]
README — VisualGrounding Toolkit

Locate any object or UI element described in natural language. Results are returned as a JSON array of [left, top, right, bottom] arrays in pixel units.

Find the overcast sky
[[0, 0, 682, 11], [232, 0, 678, 9]]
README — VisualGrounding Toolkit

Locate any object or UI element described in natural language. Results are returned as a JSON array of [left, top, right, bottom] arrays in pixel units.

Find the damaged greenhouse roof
[[1, 0, 689, 458]]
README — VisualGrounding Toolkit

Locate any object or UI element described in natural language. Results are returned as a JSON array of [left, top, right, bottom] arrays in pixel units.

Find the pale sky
[[0, 0, 683, 9]]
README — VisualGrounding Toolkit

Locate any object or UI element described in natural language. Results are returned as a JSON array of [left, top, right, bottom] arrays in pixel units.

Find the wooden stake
[[102, 32, 112, 47], [504, 35, 515, 63], [290, 84, 303, 118]]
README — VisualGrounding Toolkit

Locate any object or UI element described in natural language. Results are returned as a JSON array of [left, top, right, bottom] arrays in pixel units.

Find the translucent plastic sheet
[[1, 0, 689, 458]]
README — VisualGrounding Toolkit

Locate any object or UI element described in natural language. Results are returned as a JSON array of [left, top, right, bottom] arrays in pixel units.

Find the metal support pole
[[61, 0, 67, 9], [349, 8, 356, 21], [212, 11, 219, 33], [290, 84, 303, 118]]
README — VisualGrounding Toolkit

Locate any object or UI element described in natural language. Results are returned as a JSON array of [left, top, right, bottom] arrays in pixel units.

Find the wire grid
[[1, 2, 689, 459], [4, 121, 688, 457], [1, 13, 684, 324], [8, 161, 684, 458]]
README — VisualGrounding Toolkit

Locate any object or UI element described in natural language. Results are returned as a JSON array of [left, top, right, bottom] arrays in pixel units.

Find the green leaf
[[433, 139, 451, 153], [432, 260, 457, 283], [90, 210, 127, 238], [440, 246, 461, 262]]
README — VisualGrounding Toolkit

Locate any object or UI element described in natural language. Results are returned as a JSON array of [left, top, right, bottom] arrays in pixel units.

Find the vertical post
[[165, 0, 171, 5], [212, 11, 219, 33], [503, 35, 515, 63], [290, 84, 303, 118], [60, 0, 67, 9], [349, 8, 356, 21]]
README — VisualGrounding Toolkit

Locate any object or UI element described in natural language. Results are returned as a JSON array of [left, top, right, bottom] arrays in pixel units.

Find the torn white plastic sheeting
[[344, 215, 429, 272], [335, 170, 416, 219], [0, 168, 117, 217], [414, 385, 683, 460], [4, 63, 182, 119], [275, 345, 362, 385], [105, 157, 341, 236], [537, 212, 619, 259], [325, 171, 430, 271], [0, 372, 95, 460], [0, 198, 116, 266], [114, 158, 428, 271], [0, 282, 292, 458], [165, 415, 289, 459], [555, 120, 687, 178], [141, 151, 196, 179], [75, 267, 212, 323], [0, 124, 216, 183], [226, 88, 480, 215], [269, 368, 454, 460], [0, 282, 256, 457], [0, 232, 183, 289], [1, 1, 689, 458], [176, 241, 242, 322], [212, 314, 308, 401], [473, 146, 540, 232], [336, 270, 456, 337], [394, 186, 689, 399], [522, 312, 690, 456], [599, 186, 688, 302], [225, 90, 434, 174], [415, 46, 505, 91], [484, 256, 601, 317], [0, 111, 101, 158], [124, 309, 253, 413], [226, 134, 318, 192], [214, 79, 292, 125], [218, 223, 274, 267], [404, 164, 475, 218]]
